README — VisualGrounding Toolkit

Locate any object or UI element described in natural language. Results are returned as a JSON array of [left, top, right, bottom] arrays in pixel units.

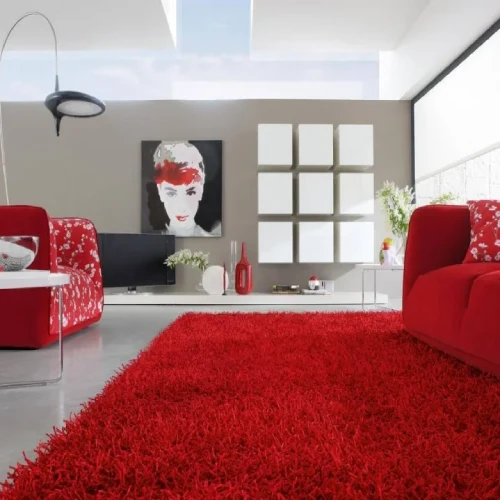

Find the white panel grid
[[297, 124, 334, 168], [258, 173, 293, 214], [335, 124, 374, 167], [258, 124, 293, 167], [298, 222, 334, 263], [298, 172, 334, 215], [256, 122, 375, 266], [336, 173, 374, 215], [336, 222, 374, 263], [258, 222, 294, 263]]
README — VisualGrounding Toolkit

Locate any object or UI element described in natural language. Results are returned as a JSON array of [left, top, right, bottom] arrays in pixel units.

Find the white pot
[[202, 265, 229, 295]]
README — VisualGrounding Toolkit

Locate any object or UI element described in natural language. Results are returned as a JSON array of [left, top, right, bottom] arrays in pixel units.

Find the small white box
[[258, 173, 293, 215], [336, 222, 374, 263], [297, 124, 334, 168], [258, 222, 294, 263], [334, 124, 374, 167], [258, 124, 293, 167], [336, 173, 374, 214], [298, 222, 334, 263], [298, 172, 334, 215]]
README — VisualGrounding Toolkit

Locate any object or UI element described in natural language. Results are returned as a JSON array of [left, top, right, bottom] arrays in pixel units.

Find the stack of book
[[271, 284, 300, 295]]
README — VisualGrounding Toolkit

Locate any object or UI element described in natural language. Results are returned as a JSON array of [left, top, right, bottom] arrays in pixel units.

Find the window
[[0, 1, 379, 101]]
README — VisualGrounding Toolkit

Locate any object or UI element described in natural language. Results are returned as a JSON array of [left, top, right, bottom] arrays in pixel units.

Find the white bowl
[[0, 236, 39, 271]]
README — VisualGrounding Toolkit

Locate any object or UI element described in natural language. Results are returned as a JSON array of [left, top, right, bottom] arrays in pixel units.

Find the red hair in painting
[[153, 141, 205, 187], [154, 160, 202, 186]]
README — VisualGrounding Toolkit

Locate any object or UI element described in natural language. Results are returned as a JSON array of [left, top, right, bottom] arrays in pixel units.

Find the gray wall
[[0, 100, 411, 294]]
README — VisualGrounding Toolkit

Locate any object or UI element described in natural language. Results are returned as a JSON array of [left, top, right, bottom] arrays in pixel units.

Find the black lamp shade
[[45, 90, 106, 136]]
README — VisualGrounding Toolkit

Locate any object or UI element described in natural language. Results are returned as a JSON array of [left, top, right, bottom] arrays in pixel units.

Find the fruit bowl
[[0, 236, 39, 271]]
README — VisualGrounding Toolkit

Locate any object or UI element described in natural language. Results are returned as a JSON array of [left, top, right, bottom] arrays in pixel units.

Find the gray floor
[[0, 303, 392, 482]]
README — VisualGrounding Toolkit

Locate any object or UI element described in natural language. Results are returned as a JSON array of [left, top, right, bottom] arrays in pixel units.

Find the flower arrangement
[[164, 249, 209, 272], [376, 181, 455, 238]]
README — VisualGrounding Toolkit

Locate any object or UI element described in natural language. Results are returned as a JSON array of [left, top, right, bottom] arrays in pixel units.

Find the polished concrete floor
[[0, 303, 383, 482]]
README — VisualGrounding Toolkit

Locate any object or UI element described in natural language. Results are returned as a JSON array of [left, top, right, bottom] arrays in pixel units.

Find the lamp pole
[[0, 11, 105, 206]]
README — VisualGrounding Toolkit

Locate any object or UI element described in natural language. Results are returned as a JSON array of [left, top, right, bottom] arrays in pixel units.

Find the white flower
[[164, 249, 209, 272], [484, 255, 492, 262]]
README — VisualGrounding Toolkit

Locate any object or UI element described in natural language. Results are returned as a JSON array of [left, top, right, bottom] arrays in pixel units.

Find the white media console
[[104, 291, 388, 306]]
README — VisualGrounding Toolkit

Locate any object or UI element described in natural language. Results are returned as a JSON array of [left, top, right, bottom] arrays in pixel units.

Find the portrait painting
[[141, 140, 222, 237]]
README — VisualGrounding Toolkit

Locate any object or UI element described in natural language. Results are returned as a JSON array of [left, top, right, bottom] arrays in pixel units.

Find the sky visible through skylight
[[178, 0, 251, 55]]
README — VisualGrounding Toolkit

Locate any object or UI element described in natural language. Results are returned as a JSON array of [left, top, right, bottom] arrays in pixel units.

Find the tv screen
[[97, 233, 175, 289]]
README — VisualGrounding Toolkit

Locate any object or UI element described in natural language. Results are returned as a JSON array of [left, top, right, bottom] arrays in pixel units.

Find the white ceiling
[[251, 0, 431, 53], [0, 0, 176, 52]]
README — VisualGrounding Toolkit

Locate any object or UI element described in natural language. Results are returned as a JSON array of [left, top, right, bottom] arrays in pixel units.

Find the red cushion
[[464, 200, 500, 263], [404, 263, 500, 345], [460, 271, 500, 362]]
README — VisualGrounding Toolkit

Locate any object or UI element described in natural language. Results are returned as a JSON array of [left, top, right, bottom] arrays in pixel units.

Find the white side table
[[356, 264, 404, 311], [0, 270, 69, 390]]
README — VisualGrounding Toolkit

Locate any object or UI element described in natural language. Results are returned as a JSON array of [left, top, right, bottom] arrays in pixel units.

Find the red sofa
[[403, 204, 500, 376], [0, 206, 103, 348]]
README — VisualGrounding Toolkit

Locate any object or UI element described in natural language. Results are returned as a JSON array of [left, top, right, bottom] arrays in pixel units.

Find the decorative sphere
[[202, 265, 229, 295]]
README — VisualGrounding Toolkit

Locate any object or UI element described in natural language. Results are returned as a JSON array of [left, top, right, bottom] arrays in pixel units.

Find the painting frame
[[141, 140, 223, 237]]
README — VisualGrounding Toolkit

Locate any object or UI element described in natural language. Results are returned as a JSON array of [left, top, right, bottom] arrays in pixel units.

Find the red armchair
[[0, 206, 103, 348], [403, 204, 500, 376]]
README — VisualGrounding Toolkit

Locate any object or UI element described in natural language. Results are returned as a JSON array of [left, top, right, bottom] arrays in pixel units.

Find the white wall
[[379, 0, 500, 100]]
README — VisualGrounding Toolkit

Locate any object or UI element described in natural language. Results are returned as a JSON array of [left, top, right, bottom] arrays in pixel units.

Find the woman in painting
[[145, 141, 222, 237]]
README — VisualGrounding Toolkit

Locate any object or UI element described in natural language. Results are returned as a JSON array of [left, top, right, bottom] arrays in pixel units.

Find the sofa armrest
[[51, 218, 103, 292], [403, 205, 471, 302], [0, 205, 57, 272]]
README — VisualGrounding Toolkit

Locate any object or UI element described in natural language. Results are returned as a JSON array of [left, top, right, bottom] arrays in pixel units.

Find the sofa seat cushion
[[460, 270, 500, 361], [404, 263, 500, 346], [49, 265, 101, 336]]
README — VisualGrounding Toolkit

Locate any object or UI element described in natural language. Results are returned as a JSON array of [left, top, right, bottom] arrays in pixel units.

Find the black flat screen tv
[[97, 233, 175, 290]]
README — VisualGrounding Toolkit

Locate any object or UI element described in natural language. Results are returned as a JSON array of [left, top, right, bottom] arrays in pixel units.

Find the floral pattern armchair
[[0, 206, 103, 348]]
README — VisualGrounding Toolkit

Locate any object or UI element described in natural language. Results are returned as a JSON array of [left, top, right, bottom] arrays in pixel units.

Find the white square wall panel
[[258, 124, 293, 167], [297, 124, 334, 168], [334, 124, 374, 167], [258, 173, 293, 214], [258, 222, 294, 263], [299, 222, 334, 263], [336, 222, 374, 263], [298, 173, 334, 215], [336, 173, 374, 215]]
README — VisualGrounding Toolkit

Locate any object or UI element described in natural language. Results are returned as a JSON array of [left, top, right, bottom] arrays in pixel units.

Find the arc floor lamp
[[0, 11, 106, 205]]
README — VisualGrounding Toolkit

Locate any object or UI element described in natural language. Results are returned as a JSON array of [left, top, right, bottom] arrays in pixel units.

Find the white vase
[[202, 265, 228, 295], [395, 235, 407, 264], [195, 269, 205, 292]]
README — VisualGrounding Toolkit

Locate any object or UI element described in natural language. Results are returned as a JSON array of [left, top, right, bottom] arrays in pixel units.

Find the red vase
[[235, 242, 253, 295]]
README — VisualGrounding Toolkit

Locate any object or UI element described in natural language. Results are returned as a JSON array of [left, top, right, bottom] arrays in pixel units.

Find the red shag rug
[[2, 312, 500, 499]]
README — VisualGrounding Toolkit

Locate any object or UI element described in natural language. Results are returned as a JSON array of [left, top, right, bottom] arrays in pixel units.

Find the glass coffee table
[[356, 264, 404, 311], [0, 270, 69, 390]]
